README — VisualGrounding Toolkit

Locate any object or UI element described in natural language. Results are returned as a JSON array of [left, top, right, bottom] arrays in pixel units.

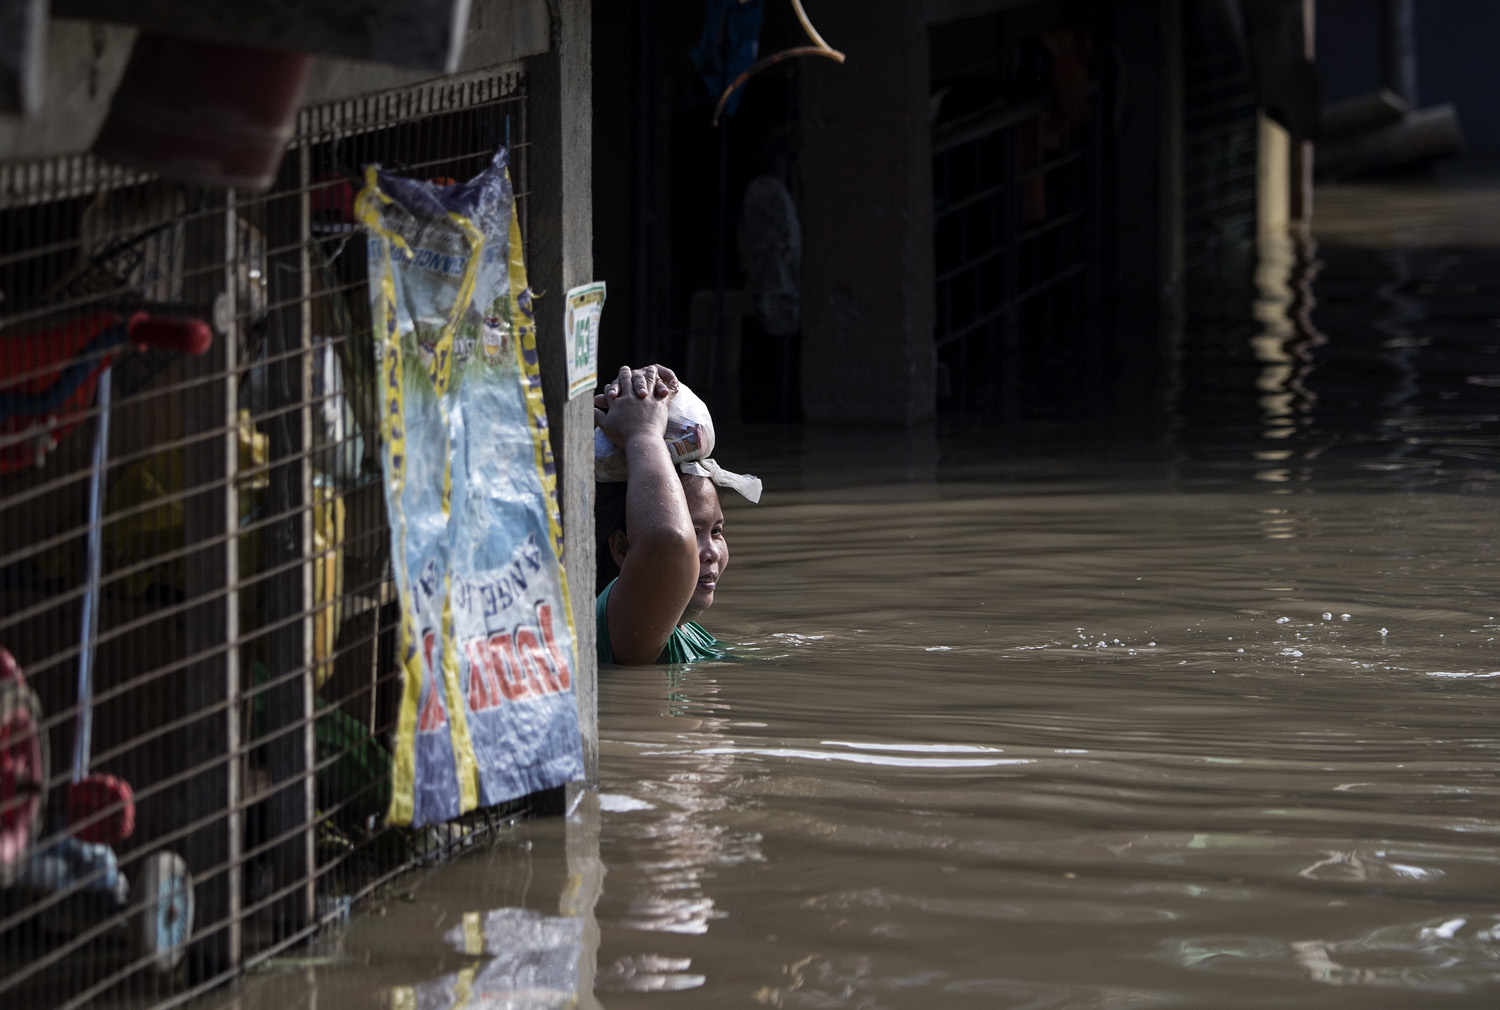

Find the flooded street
[[212, 173, 1500, 1009], [589, 483, 1500, 1008]]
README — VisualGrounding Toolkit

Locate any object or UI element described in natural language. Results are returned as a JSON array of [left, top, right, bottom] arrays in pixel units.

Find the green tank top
[[595, 579, 725, 664]]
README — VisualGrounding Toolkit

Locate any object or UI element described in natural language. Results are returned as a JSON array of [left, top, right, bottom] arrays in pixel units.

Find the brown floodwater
[[208, 171, 1500, 1009]]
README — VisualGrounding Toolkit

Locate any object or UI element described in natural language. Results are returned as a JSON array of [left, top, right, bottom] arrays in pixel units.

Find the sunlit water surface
[[213, 177, 1500, 1009]]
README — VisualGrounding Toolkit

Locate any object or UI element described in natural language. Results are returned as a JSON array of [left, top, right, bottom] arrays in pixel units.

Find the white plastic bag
[[594, 381, 762, 503]]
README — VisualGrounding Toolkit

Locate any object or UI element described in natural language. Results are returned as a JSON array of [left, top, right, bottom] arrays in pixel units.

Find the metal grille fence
[[0, 69, 534, 1009], [1175, 17, 1264, 438], [931, 92, 1103, 420], [1181, 39, 1259, 316]]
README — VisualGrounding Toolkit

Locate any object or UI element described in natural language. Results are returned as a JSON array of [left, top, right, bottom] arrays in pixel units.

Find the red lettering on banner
[[514, 627, 554, 695], [417, 630, 449, 731], [466, 638, 502, 711], [535, 601, 572, 690], [457, 603, 575, 714], [488, 632, 528, 701], [418, 684, 447, 731], [417, 630, 448, 731]]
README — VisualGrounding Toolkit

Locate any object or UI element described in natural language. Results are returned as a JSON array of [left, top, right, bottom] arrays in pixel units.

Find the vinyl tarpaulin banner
[[358, 148, 583, 828]]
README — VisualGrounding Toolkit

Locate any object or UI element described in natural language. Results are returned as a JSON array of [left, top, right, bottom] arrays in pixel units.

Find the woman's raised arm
[[594, 365, 698, 664]]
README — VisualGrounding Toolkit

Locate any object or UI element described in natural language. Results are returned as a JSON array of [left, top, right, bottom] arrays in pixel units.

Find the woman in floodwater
[[592, 363, 759, 665]]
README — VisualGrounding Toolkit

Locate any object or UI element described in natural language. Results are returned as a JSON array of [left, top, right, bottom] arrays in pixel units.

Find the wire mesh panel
[[1181, 28, 1259, 318], [1175, 13, 1263, 439], [1, 68, 531, 1009], [931, 96, 1103, 421]]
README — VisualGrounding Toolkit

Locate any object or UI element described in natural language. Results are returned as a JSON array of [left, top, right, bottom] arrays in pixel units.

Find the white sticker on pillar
[[564, 281, 606, 400]]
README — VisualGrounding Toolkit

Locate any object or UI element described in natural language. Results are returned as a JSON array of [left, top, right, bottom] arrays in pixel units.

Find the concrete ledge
[[50, 0, 552, 74], [0, 0, 551, 163]]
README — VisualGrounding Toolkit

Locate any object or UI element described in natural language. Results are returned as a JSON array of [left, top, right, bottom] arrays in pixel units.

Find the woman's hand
[[594, 363, 678, 409], [593, 364, 680, 448]]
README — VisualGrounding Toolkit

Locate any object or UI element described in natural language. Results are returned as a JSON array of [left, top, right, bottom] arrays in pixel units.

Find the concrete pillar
[[563, 789, 606, 1009], [1379, 0, 1417, 106], [528, 0, 598, 787], [798, 0, 934, 427], [1289, 0, 1315, 230], [1257, 112, 1291, 238]]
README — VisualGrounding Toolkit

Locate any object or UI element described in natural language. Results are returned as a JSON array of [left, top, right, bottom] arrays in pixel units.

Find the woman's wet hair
[[594, 475, 721, 595], [595, 481, 629, 594]]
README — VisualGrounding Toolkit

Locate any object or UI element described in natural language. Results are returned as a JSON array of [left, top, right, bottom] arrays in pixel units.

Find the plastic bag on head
[[594, 381, 762, 503]]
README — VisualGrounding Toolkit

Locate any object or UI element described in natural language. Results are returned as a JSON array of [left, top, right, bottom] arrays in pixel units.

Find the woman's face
[[681, 476, 728, 624]]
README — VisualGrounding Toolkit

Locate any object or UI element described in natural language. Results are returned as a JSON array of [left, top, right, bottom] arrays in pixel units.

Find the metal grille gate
[[1175, 9, 1265, 440], [932, 93, 1104, 420], [1, 69, 531, 1009], [1181, 32, 1259, 317]]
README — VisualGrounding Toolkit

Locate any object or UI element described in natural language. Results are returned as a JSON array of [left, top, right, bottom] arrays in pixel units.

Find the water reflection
[[1172, 169, 1500, 489], [1166, 911, 1500, 993], [594, 683, 763, 994], [202, 799, 605, 1010], [391, 907, 581, 1010], [1253, 227, 1328, 455]]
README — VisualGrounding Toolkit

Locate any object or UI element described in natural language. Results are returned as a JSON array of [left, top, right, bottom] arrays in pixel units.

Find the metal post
[[181, 192, 242, 978], [219, 192, 243, 966], [1289, 0, 1315, 232], [264, 146, 316, 938]]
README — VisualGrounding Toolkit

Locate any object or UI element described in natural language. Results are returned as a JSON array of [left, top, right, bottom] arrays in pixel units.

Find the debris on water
[[1380, 628, 1389, 637], [1323, 612, 1333, 620], [1341, 614, 1351, 621], [1276, 616, 1291, 624]]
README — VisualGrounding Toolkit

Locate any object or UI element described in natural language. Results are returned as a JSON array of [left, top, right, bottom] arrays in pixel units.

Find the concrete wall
[[0, 20, 135, 161]]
